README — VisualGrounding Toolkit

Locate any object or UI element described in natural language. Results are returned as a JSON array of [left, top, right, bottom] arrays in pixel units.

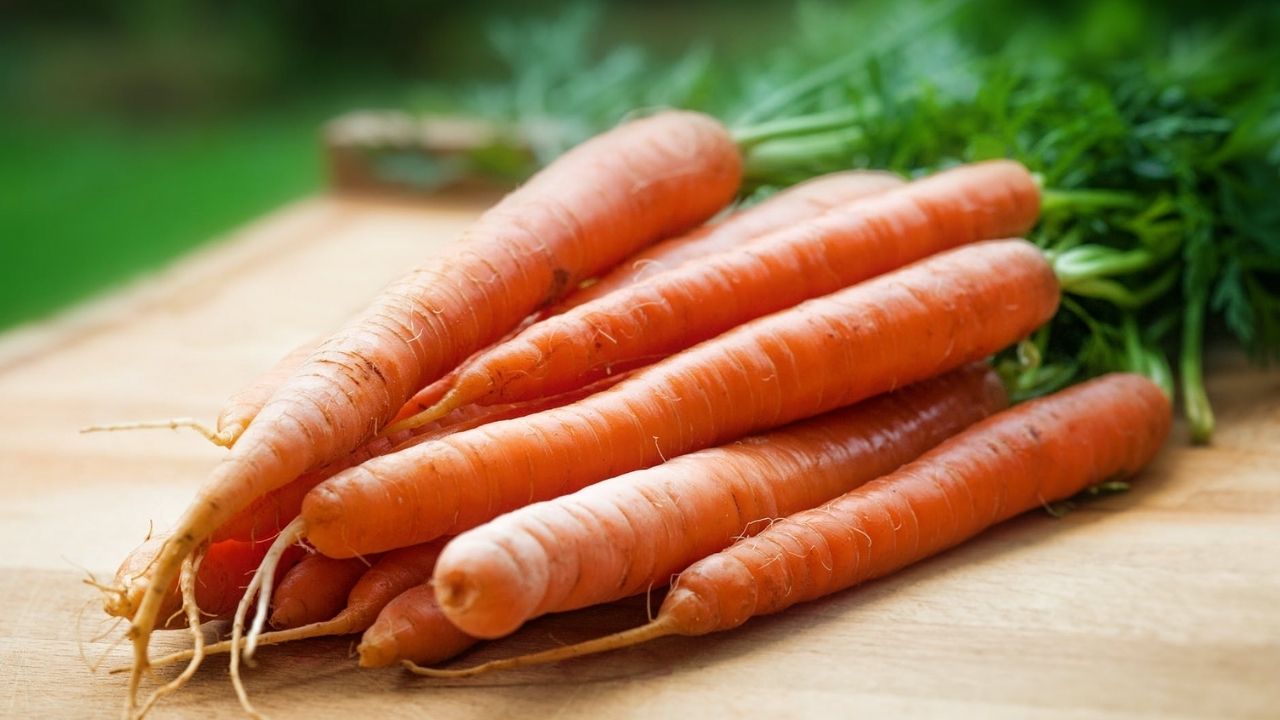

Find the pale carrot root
[[80, 418, 233, 448], [134, 552, 206, 719], [228, 519, 305, 718], [403, 616, 678, 679]]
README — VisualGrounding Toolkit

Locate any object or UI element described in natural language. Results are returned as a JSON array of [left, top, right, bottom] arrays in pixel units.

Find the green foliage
[[451, 0, 1280, 440]]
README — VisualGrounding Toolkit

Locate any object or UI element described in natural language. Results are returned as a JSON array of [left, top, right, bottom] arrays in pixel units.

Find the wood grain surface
[[1, 195, 1277, 719]]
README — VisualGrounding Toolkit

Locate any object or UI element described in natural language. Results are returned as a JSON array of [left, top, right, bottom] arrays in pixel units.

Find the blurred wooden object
[[0, 195, 1277, 718], [324, 110, 536, 196]]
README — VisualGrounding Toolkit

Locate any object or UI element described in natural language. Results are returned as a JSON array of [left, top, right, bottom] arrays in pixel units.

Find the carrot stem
[[1181, 290, 1215, 443]]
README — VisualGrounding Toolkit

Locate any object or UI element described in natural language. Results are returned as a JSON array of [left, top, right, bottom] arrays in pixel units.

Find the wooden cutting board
[[1, 195, 1277, 719]]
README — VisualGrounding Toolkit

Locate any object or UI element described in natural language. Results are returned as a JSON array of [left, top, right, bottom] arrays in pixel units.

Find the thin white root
[[230, 517, 306, 718], [80, 418, 231, 447], [114, 614, 352, 674], [134, 549, 207, 719], [403, 617, 679, 679]]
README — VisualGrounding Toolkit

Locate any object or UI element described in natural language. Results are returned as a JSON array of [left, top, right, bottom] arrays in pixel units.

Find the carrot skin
[[434, 363, 1006, 639], [303, 239, 1060, 558], [548, 170, 905, 315], [214, 371, 635, 543], [357, 585, 478, 668], [662, 373, 1172, 636]]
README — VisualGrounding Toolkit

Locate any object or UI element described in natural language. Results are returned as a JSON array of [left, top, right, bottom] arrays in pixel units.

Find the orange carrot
[[269, 554, 371, 630], [387, 160, 1039, 433], [214, 369, 636, 543], [409, 373, 1172, 677], [144, 540, 449, 670], [434, 363, 1006, 639], [122, 112, 740, 696], [301, 239, 1059, 559], [357, 585, 478, 668], [548, 170, 905, 315], [387, 171, 901, 428]]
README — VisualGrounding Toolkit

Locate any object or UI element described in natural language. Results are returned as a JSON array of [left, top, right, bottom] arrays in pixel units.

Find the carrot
[[121, 112, 739, 699], [547, 170, 905, 315], [79, 337, 319, 448], [408, 373, 1172, 677], [143, 540, 450, 670], [214, 369, 636, 543], [357, 585, 478, 668], [433, 363, 1006, 639], [386, 171, 901, 429], [269, 554, 372, 630], [387, 160, 1039, 433], [301, 239, 1059, 559]]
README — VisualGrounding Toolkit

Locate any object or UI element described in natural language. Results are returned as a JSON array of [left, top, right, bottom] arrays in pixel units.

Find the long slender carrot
[[142, 540, 449, 670], [122, 112, 740, 700], [408, 373, 1172, 677], [213, 369, 636, 543], [387, 160, 1039, 433], [433, 363, 1006, 639], [357, 585, 478, 668], [301, 239, 1059, 559], [269, 554, 372, 629], [547, 170, 905, 315], [387, 172, 900, 429]]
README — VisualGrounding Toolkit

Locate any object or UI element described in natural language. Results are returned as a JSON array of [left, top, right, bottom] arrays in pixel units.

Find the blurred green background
[[0, 1, 791, 331], [0, 0, 1262, 331]]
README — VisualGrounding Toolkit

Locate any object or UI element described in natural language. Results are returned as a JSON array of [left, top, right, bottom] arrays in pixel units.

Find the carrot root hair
[[131, 613, 355, 673], [80, 418, 234, 448], [229, 517, 305, 718], [403, 616, 679, 679], [133, 550, 207, 719]]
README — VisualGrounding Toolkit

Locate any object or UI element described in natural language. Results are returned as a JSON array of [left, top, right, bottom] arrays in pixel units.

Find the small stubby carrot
[[213, 370, 636, 543], [433, 363, 1006, 639], [388, 160, 1040, 433], [547, 170, 905, 315], [269, 554, 372, 630], [357, 585, 478, 668], [144, 540, 450, 670], [122, 111, 740, 699], [301, 239, 1060, 559], [408, 373, 1172, 677]]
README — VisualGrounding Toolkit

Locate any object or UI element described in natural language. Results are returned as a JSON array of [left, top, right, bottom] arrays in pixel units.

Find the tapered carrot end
[[403, 617, 679, 678], [380, 389, 463, 436]]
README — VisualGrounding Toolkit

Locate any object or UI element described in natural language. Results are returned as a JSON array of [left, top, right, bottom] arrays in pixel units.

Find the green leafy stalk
[[1181, 290, 1215, 443]]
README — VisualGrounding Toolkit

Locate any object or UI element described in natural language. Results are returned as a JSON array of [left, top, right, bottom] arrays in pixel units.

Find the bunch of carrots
[[91, 111, 1173, 717]]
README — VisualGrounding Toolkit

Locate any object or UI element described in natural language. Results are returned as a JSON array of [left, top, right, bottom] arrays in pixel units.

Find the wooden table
[[2, 195, 1277, 719]]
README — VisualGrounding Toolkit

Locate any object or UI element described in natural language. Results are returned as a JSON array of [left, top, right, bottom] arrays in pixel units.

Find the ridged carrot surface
[[302, 239, 1059, 558], [434, 363, 1006, 639], [410, 373, 1171, 678], [403, 160, 1039, 427]]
